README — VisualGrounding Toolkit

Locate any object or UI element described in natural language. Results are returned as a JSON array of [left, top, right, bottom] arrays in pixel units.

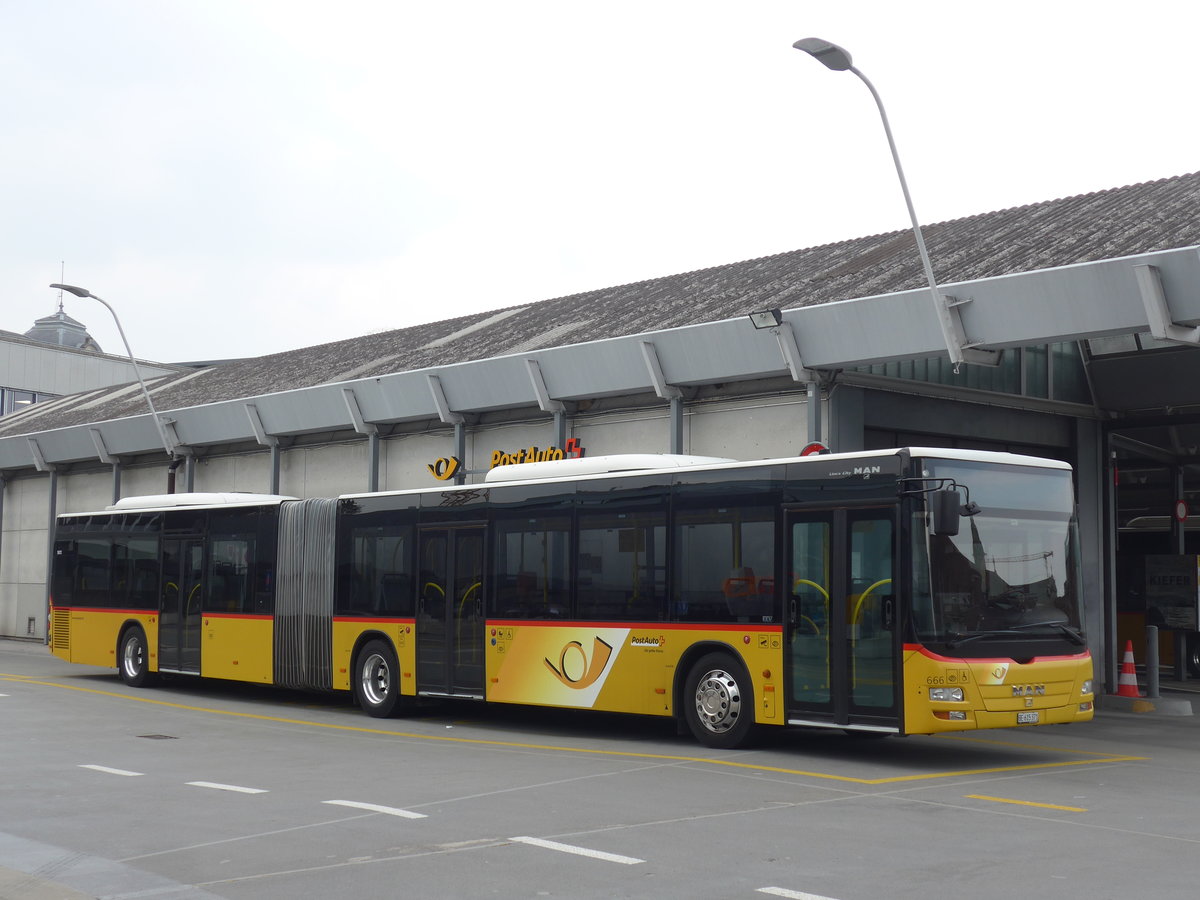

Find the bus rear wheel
[[684, 652, 757, 749], [356, 640, 402, 718], [118, 626, 155, 688]]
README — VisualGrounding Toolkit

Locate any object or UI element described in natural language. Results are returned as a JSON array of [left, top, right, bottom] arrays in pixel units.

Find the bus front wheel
[[683, 652, 757, 749], [1187, 634, 1200, 678], [118, 626, 155, 688], [356, 640, 402, 718]]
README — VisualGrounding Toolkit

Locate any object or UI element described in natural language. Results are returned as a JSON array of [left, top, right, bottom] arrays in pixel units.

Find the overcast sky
[[3, 1, 1197, 363]]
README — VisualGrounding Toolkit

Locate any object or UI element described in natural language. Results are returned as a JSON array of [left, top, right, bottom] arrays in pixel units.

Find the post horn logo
[[544, 637, 613, 689], [427, 456, 461, 481]]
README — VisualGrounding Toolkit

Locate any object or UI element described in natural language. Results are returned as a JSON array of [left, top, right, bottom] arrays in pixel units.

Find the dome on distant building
[[24, 304, 103, 352]]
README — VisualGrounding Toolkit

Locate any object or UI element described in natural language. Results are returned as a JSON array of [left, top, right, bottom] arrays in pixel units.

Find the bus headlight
[[1080, 679, 1093, 696], [928, 687, 964, 702]]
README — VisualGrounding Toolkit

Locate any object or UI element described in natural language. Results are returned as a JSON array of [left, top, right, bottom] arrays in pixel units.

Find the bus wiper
[[946, 630, 1025, 648], [1047, 622, 1086, 645], [1010, 620, 1086, 645], [947, 623, 1086, 649]]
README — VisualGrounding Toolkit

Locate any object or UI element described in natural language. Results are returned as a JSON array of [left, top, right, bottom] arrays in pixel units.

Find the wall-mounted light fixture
[[748, 308, 783, 330]]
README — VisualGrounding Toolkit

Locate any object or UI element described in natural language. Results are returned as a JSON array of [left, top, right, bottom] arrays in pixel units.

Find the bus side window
[[493, 516, 571, 619], [207, 538, 253, 613], [378, 574, 412, 615]]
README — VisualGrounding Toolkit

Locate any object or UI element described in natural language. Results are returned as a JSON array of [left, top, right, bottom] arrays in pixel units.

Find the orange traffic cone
[[1115, 640, 1140, 698]]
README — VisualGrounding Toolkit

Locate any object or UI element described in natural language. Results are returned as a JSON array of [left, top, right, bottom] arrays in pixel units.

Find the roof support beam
[[1136, 263, 1200, 345], [89, 427, 114, 465], [640, 341, 682, 400], [27, 438, 51, 473], [245, 403, 278, 448], [427, 375, 464, 425], [343, 389, 382, 492], [1109, 432, 1180, 466], [770, 321, 815, 383], [161, 420, 187, 458], [526, 359, 566, 414], [246, 403, 280, 493], [342, 388, 379, 436], [90, 428, 122, 503], [938, 294, 1003, 367]]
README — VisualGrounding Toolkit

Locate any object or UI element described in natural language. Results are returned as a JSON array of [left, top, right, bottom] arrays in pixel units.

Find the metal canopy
[[3, 245, 1197, 473]]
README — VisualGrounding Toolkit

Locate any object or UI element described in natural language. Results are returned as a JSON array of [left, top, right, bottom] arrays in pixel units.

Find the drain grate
[[137, 734, 178, 740]]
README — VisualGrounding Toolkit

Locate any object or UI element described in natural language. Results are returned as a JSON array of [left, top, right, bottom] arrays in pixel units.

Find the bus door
[[416, 525, 485, 697], [159, 537, 204, 674], [786, 507, 898, 729]]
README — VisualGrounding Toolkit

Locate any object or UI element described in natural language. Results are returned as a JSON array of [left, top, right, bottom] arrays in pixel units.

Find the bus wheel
[[356, 640, 401, 718], [1187, 634, 1200, 678], [118, 626, 155, 688], [684, 653, 757, 749]]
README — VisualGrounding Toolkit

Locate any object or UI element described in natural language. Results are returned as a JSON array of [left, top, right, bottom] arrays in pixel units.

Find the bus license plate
[[1017, 711, 1040, 724]]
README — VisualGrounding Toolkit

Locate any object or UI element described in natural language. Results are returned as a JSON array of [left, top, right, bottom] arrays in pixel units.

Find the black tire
[[118, 626, 155, 688], [683, 652, 757, 749], [1187, 634, 1200, 679], [355, 640, 402, 718]]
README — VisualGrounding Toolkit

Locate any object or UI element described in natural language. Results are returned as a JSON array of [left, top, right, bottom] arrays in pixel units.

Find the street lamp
[[49, 283, 176, 457], [793, 37, 993, 371]]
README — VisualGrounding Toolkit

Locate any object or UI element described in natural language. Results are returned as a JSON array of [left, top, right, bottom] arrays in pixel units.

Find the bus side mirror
[[932, 490, 961, 536]]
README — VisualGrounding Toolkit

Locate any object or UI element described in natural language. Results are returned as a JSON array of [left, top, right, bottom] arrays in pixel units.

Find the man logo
[[1011, 685, 1046, 697], [545, 637, 613, 689]]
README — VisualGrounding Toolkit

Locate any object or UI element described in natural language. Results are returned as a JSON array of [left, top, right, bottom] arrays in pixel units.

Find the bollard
[[1146, 625, 1160, 699]]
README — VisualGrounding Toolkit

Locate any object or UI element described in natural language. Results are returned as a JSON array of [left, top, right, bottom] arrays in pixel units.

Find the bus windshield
[[912, 459, 1083, 654]]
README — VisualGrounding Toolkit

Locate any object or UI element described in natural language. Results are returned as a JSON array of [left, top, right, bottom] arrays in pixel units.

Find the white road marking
[[322, 800, 427, 819], [80, 764, 143, 777], [509, 836, 643, 865], [186, 781, 268, 794], [758, 888, 841, 900]]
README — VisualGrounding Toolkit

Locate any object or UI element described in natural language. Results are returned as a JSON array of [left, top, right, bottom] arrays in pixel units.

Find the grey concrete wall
[[0, 476, 52, 639]]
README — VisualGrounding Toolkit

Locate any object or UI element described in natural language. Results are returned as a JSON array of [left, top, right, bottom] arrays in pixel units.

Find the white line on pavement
[[322, 800, 427, 819], [186, 781, 268, 794], [80, 764, 143, 777], [509, 836, 644, 865], [758, 888, 841, 900]]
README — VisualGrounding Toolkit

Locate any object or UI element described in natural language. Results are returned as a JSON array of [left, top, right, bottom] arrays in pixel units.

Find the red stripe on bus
[[50, 607, 154, 616], [487, 619, 783, 632], [904, 643, 1090, 662]]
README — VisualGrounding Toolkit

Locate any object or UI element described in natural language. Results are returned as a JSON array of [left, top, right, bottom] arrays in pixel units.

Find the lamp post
[[793, 37, 982, 371], [49, 284, 176, 457]]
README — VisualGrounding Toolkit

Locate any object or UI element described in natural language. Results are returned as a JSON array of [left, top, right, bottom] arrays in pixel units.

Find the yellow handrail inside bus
[[457, 582, 482, 663], [792, 578, 829, 600], [851, 578, 893, 625]]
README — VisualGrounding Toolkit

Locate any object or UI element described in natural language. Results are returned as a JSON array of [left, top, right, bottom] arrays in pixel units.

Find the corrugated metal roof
[[4, 171, 1198, 439]]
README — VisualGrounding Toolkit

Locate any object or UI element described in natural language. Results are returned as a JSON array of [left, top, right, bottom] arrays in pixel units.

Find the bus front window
[[912, 461, 1083, 654]]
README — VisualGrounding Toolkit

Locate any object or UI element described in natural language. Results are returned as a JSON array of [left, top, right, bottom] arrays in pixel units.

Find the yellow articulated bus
[[49, 448, 1094, 748]]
